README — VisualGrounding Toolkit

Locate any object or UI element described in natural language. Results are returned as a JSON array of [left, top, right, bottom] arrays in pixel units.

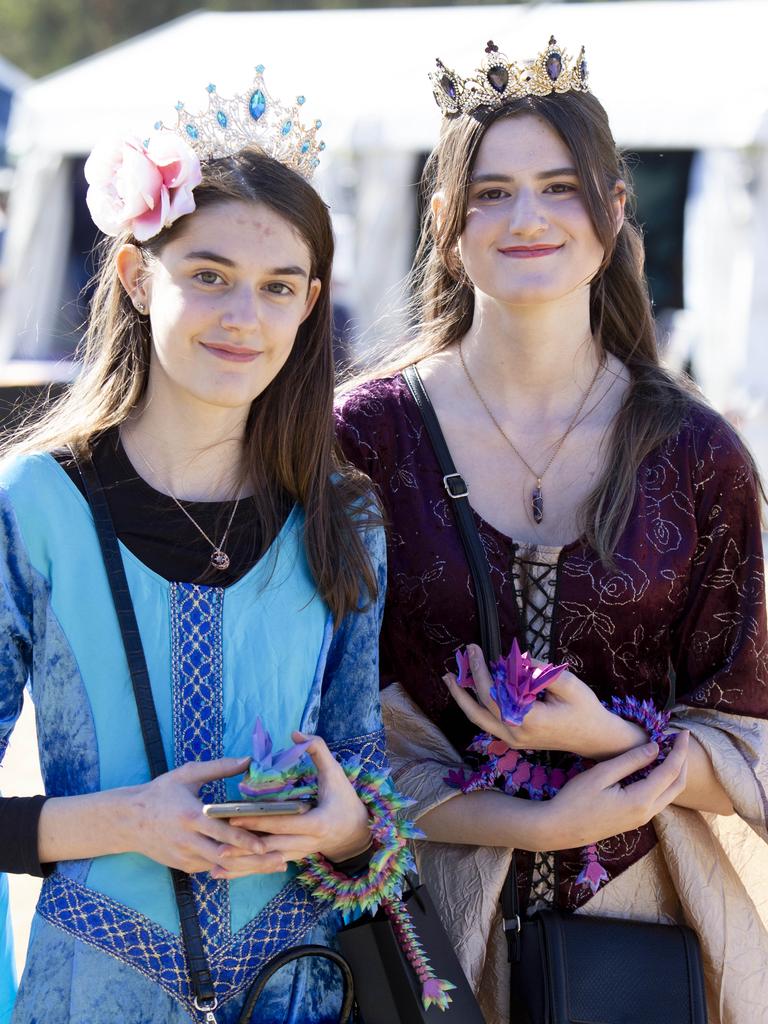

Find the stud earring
[[136, 302, 146, 313]]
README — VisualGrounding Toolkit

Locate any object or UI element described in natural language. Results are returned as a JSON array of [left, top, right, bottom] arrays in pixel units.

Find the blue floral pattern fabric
[[0, 454, 387, 1024]]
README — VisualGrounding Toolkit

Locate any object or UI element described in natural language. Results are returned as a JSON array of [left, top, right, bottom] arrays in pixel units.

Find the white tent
[[0, 53, 29, 162], [2, 1, 768, 460]]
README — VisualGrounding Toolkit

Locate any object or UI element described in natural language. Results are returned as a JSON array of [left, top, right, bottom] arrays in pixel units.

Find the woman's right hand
[[444, 645, 647, 760], [121, 757, 286, 874], [537, 732, 689, 851]]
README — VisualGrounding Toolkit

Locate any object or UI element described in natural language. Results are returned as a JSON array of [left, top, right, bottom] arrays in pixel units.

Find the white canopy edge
[[0, 55, 30, 94], [6, 1, 768, 158]]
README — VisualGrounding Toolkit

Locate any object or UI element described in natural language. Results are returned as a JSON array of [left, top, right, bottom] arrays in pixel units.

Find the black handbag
[[237, 945, 356, 1024], [503, 859, 707, 1024], [338, 878, 486, 1024], [402, 366, 709, 1024]]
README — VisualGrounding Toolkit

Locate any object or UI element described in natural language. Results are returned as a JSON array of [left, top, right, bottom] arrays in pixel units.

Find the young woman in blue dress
[[0, 73, 388, 1023]]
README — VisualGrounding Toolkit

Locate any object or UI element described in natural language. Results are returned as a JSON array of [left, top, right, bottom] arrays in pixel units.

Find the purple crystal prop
[[532, 485, 544, 524], [487, 66, 509, 93], [489, 639, 567, 725], [576, 844, 609, 894], [455, 648, 473, 688], [440, 75, 457, 100], [453, 639, 567, 726], [604, 695, 676, 783], [546, 52, 563, 81]]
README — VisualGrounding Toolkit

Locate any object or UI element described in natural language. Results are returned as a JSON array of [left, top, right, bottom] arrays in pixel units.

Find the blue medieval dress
[[0, 451, 387, 1024], [0, 873, 15, 1024]]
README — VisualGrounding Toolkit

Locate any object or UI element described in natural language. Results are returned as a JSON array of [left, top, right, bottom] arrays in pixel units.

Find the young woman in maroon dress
[[335, 39, 768, 1023]]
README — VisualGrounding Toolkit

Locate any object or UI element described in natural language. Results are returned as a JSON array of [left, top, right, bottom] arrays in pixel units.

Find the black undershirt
[[1, 429, 290, 875], [58, 428, 289, 587]]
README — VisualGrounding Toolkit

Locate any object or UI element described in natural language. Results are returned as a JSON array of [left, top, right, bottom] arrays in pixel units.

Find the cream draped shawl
[[382, 683, 768, 1024]]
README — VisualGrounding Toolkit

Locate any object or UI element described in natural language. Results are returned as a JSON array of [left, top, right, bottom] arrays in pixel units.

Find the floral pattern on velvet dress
[[335, 373, 768, 911]]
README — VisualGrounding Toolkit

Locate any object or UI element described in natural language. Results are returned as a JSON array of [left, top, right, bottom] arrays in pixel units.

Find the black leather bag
[[337, 880, 486, 1024], [509, 910, 707, 1024], [237, 945, 356, 1024], [403, 366, 709, 1024]]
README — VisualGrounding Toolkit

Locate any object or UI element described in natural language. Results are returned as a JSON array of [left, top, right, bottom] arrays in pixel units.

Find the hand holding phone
[[203, 799, 315, 819]]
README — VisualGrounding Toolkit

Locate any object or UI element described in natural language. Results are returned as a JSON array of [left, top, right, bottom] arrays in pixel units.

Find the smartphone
[[202, 799, 315, 819]]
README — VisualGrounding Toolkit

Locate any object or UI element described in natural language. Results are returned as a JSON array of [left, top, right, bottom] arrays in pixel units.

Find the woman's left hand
[[210, 733, 370, 879], [444, 644, 646, 760]]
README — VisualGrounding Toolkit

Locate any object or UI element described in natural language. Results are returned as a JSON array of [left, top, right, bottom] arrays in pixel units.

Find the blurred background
[[1, 0, 767, 976]]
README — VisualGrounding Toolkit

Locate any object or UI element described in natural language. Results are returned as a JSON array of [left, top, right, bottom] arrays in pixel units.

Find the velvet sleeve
[[0, 492, 33, 762], [334, 391, 386, 492], [670, 421, 768, 716], [316, 520, 388, 774], [0, 871, 16, 1022], [0, 487, 50, 876]]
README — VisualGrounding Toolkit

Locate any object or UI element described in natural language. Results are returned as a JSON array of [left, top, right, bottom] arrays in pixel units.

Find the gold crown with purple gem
[[152, 65, 325, 179], [430, 37, 589, 117]]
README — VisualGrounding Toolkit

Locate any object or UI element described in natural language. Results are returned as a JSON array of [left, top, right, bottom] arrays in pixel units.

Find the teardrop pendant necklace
[[458, 340, 603, 525]]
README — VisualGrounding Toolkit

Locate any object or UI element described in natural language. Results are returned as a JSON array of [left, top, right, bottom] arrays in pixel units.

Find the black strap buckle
[[443, 472, 469, 499], [503, 914, 521, 934]]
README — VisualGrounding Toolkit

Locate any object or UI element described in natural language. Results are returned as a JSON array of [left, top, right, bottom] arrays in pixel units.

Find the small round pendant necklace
[[170, 497, 241, 571], [125, 435, 241, 571], [458, 340, 603, 525]]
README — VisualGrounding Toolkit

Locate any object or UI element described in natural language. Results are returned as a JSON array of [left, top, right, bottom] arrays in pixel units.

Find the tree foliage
[[0, 0, 605, 78]]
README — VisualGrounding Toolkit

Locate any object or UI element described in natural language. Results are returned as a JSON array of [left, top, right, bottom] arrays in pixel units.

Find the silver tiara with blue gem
[[430, 37, 589, 117], [153, 65, 325, 179]]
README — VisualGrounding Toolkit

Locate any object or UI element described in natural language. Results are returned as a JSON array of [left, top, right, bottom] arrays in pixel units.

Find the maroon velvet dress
[[335, 373, 768, 911]]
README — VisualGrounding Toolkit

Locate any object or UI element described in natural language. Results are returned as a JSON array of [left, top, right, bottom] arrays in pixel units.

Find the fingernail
[[643, 741, 658, 755], [442, 674, 452, 687]]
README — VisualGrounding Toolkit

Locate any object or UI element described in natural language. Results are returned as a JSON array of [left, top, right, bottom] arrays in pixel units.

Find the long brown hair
[[7, 148, 378, 623], [344, 92, 763, 558]]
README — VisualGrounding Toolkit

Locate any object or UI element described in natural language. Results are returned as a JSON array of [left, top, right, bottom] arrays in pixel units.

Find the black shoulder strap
[[402, 364, 501, 663], [73, 450, 218, 1018]]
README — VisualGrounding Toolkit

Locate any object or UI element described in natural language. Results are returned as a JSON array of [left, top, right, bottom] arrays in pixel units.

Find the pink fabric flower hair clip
[[84, 133, 202, 241]]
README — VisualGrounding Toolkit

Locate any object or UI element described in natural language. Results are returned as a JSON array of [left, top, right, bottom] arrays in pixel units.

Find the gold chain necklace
[[458, 340, 603, 525], [126, 436, 242, 571]]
